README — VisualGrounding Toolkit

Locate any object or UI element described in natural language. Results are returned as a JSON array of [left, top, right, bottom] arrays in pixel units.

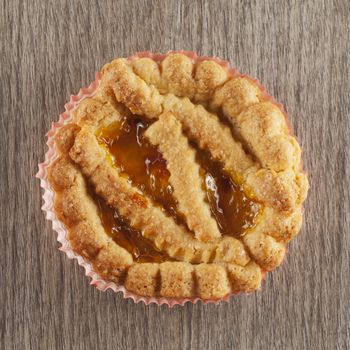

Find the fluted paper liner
[[36, 51, 285, 307]]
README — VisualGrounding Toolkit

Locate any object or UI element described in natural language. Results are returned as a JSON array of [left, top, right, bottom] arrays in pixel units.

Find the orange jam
[[97, 117, 178, 217], [96, 115, 260, 250], [94, 192, 172, 263], [192, 144, 260, 237]]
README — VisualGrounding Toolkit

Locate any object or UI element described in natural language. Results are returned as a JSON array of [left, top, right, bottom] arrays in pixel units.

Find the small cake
[[43, 52, 309, 301]]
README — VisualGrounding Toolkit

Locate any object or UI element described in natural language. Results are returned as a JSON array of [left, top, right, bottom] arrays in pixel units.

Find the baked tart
[[44, 52, 308, 301]]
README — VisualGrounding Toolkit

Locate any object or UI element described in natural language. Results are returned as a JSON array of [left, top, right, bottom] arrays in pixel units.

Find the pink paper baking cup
[[35, 50, 290, 307]]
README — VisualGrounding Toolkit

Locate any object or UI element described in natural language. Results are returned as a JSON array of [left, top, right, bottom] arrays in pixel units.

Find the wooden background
[[1, 0, 349, 349]]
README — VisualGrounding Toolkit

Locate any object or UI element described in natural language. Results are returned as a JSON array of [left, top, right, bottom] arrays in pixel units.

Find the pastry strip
[[145, 112, 222, 242]]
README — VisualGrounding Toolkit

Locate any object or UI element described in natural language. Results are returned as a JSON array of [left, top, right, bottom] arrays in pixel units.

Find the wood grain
[[1, 0, 349, 349]]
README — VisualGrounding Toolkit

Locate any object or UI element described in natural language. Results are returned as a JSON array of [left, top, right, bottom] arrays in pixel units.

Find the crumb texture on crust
[[47, 53, 309, 300]]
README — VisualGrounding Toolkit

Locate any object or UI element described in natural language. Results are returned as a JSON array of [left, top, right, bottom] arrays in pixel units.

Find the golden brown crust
[[245, 169, 303, 213], [46, 53, 308, 300], [258, 207, 303, 243], [159, 262, 194, 298], [225, 261, 262, 293], [243, 231, 286, 271], [48, 156, 79, 192], [161, 54, 196, 98], [68, 222, 105, 260], [194, 60, 229, 102], [125, 263, 159, 297], [55, 124, 81, 153], [132, 55, 230, 102], [234, 102, 301, 171], [72, 98, 123, 131], [145, 112, 221, 242], [211, 77, 262, 116], [195, 264, 230, 299], [124, 261, 259, 299], [132, 58, 163, 90], [101, 59, 163, 117]]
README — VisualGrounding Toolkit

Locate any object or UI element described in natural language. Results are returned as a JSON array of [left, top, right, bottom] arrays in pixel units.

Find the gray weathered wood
[[1, 0, 349, 349]]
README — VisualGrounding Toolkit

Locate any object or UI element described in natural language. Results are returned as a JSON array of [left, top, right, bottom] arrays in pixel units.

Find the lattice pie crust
[[47, 53, 308, 299]]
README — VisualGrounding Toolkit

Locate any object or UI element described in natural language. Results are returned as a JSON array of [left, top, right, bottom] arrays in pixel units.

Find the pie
[[47, 53, 309, 300]]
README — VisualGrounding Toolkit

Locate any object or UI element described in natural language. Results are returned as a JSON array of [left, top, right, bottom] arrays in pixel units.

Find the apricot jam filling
[[191, 143, 261, 237], [93, 191, 172, 263], [95, 114, 260, 258], [97, 116, 178, 217]]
